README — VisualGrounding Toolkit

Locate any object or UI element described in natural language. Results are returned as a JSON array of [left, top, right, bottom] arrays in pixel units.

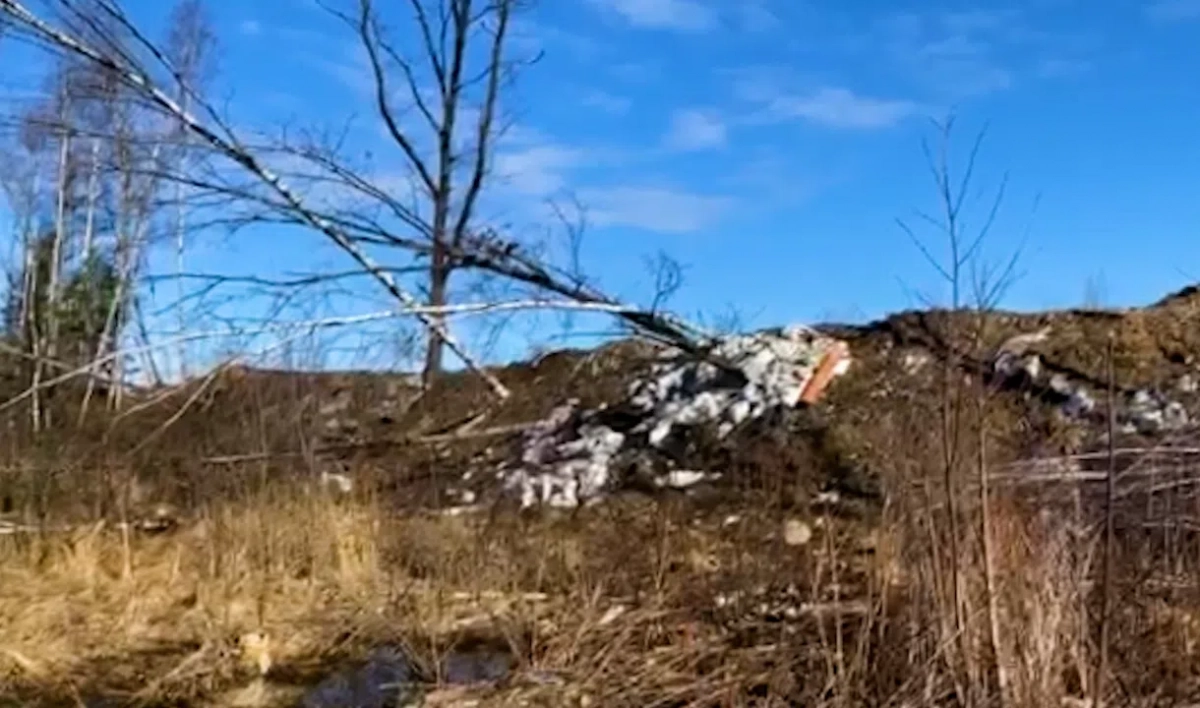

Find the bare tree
[[0, 0, 218, 428], [898, 114, 1028, 706], [0, 0, 716, 411], [316, 0, 523, 386], [162, 0, 214, 380]]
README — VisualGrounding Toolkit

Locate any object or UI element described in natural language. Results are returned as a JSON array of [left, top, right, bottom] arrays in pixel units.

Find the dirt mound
[[6, 288, 1200, 524]]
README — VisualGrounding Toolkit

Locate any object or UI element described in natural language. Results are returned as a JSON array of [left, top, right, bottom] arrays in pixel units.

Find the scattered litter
[[598, 605, 627, 626], [814, 490, 841, 505], [319, 471, 353, 495], [655, 470, 720, 489], [438, 504, 485, 517]]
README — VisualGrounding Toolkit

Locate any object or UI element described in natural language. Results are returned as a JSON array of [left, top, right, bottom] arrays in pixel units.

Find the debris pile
[[991, 328, 1196, 435], [1124, 389, 1190, 434], [499, 327, 851, 508]]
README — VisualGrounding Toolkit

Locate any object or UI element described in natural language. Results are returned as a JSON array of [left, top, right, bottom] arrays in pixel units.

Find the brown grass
[[6, 296, 1200, 706], [2, 473, 1199, 707]]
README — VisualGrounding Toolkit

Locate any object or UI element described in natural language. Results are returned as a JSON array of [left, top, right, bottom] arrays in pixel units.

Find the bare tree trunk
[[34, 104, 73, 430], [174, 94, 191, 380], [423, 252, 448, 382]]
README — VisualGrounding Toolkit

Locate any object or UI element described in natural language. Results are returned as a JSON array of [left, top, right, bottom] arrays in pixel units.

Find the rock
[[1165, 401, 1191, 429], [1180, 375, 1198, 393], [783, 519, 813, 547], [901, 350, 930, 375], [997, 327, 1052, 355], [239, 631, 272, 677], [443, 647, 513, 684]]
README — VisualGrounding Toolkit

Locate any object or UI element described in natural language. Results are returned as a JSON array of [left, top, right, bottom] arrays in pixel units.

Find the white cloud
[[664, 109, 727, 150], [766, 88, 921, 129], [578, 186, 733, 233], [872, 10, 1021, 99], [239, 19, 262, 35], [1147, 0, 1200, 21], [586, 0, 717, 32], [510, 19, 606, 61], [493, 144, 588, 197]]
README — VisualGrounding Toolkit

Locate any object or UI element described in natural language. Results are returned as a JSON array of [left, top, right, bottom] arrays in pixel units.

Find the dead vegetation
[[0, 290, 1199, 706]]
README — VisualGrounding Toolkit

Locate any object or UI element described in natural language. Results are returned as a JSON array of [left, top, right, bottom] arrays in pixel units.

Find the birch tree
[[0, 0, 716, 407]]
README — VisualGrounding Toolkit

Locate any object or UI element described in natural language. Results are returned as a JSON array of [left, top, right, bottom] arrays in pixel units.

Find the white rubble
[[501, 327, 850, 508], [1050, 374, 1096, 419], [1124, 389, 1190, 434], [629, 326, 846, 444], [656, 470, 721, 489]]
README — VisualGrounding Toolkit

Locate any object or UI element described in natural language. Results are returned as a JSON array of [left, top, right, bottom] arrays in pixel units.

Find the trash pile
[[1123, 388, 1190, 434], [497, 327, 851, 508], [991, 328, 1194, 435]]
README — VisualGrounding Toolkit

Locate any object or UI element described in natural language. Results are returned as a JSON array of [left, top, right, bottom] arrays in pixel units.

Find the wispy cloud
[[239, 19, 261, 36], [874, 10, 1021, 98], [579, 186, 733, 233], [664, 109, 727, 150], [1147, 0, 1200, 21], [762, 88, 922, 130], [510, 19, 607, 61], [492, 144, 589, 197], [586, 0, 717, 32]]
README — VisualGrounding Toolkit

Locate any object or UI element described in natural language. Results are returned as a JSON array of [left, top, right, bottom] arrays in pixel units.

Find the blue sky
[[209, 0, 1200, 323], [5, 0, 1200, 369]]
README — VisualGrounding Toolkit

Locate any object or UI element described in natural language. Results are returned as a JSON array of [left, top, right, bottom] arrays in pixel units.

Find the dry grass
[[2, 474, 1199, 707], [6, 295, 1200, 706]]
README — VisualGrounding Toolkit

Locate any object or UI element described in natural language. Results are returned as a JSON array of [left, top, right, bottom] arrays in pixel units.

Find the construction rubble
[[495, 326, 851, 508]]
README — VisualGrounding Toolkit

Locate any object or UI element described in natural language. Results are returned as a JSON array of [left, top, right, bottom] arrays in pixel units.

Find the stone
[[783, 519, 813, 547]]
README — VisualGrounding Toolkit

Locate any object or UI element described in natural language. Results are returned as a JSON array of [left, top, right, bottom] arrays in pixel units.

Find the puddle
[[300, 647, 417, 708], [300, 645, 513, 708]]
